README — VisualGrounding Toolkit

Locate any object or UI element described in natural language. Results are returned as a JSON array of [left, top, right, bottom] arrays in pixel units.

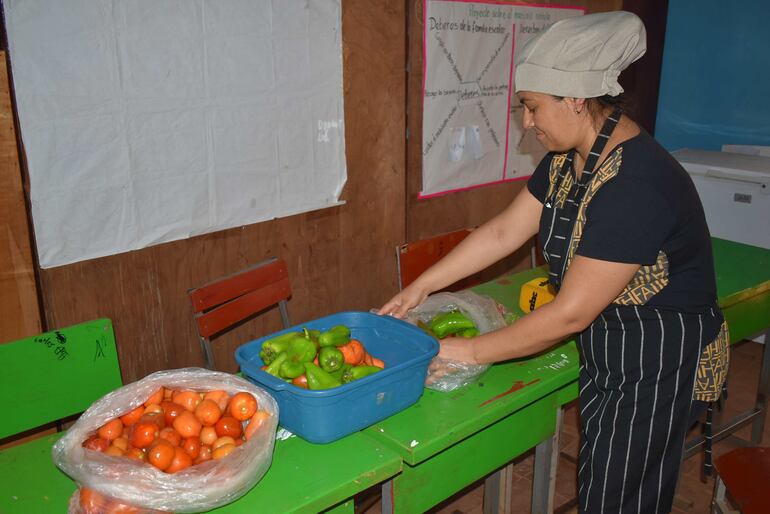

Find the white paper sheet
[[5, 0, 346, 268], [421, 1, 582, 198]]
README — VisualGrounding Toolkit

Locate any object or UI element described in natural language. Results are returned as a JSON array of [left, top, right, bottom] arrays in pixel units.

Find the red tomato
[[200, 426, 217, 446], [203, 390, 230, 412], [97, 418, 123, 441], [212, 443, 236, 460], [79, 487, 109, 514], [244, 410, 271, 441], [195, 444, 212, 464], [173, 410, 202, 438], [124, 447, 145, 461], [194, 399, 222, 426], [160, 400, 186, 426], [172, 390, 202, 412], [181, 436, 201, 459], [214, 416, 243, 438], [144, 387, 165, 407], [158, 427, 181, 447], [228, 392, 258, 421], [119, 406, 145, 427], [129, 421, 159, 449], [82, 435, 110, 452], [166, 446, 193, 473], [147, 440, 175, 471]]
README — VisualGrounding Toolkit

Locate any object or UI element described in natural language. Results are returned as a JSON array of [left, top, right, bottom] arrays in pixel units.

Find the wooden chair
[[712, 447, 770, 514], [189, 257, 292, 370], [397, 228, 481, 291], [0, 319, 123, 512]]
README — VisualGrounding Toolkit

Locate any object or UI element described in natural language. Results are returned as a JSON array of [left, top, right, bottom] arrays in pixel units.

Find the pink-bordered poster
[[420, 1, 584, 198]]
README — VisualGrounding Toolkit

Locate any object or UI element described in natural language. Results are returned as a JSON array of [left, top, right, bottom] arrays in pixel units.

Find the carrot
[[371, 357, 385, 369], [339, 339, 366, 365], [361, 352, 374, 366]]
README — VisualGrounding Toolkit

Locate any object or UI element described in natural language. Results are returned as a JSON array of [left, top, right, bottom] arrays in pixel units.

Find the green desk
[[0, 430, 400, 514]]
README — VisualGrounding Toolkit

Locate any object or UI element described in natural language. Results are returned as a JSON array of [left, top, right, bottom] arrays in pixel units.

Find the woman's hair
[[551, 94, 632, 129]]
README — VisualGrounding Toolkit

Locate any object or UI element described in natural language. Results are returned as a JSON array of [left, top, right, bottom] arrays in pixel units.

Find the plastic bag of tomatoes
[[52, 367, 279, 513]]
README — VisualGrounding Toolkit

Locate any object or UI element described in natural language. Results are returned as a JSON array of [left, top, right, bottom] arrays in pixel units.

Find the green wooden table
[[0, 429, 401, 514], [364, 266, 579, 514]]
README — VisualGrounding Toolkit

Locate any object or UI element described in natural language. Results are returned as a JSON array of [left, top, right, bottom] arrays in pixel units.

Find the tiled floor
[[361, 339, 767, 514]]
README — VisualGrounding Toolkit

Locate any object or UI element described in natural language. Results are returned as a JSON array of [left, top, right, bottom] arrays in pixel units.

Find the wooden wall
[[37, 1, 408, 382], [5, 0, 665, 383], [0, 51, 40, 342]]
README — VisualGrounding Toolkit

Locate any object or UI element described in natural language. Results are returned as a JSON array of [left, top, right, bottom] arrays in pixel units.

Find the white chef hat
[[514, 11, 646, 98]]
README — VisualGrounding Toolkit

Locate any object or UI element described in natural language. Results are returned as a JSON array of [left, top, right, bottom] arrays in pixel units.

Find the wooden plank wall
[[0, 51, 41, 342], [405, 0, 624, 283], [36, 1, 407, 382]]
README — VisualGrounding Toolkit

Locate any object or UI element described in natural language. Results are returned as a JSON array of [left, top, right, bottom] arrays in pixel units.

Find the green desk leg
[[380, 393, 557, 513]]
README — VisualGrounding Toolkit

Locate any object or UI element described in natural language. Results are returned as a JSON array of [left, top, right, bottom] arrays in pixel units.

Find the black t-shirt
[[527, 131, 719, 313]]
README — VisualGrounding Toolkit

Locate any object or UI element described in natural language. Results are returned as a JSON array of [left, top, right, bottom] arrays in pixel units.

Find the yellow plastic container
[[519, 278, 556, 313]]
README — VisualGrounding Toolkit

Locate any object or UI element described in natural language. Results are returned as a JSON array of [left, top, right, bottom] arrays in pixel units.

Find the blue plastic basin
[[235, 311, 439, 444]]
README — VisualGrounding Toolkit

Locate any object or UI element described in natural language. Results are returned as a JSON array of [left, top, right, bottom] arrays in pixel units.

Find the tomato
[[194, 399, 222, 426], [119, 405, 145, 427], [244, 410, 271, 441], [172, 390, 202, 412], [165, 446, 193, 473], [158, 427, 182, 447], [173, 410, 202, 438], [143, 403, 163, 415], [147, 440, 175, 471], [104, 444, 125, 457], [292, 375, 308, 388], [199, 426, 218, 446], [181, 436, 201, 459], [97, 418, 124, 441], [111, 436, 129, 451], [79, 487, 109, 514], [212, 436, 236, 450], [138, 411, 166, 429], [129, 421, 159, 449], [144, 387, 165, 407], [235, 437, 245, 447], [212, 443, 236, 460], [82, 435, 110, 452], [124, 447, 145, 461], [214, 416, 243, 438], [160, 400, 186, 426], [228, 392, 258, 421], [204, 390, 230, 411], [195, 444, 212, 464]]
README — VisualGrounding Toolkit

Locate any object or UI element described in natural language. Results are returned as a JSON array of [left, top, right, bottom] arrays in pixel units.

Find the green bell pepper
[[319, 346, 344, 373], [286, 335, 317, 363], [304, 362, 342, 390], [429, 310, 476, 339], [280, 360, 306, 379], [330, 362, 353, 381], [460, 327, 480, 338], [341, 365, 381, 384], [259, 331, 301, 364], [264, 351, 288, 377], [318, 325, 351, 347]]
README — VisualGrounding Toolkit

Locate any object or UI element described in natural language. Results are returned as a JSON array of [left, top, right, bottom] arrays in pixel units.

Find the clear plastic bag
[[405, 291, 509, 392], [53, 367, 279, 513]]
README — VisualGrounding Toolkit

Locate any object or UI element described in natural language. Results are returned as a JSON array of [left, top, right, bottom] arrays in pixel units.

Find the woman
[[380, 11, 728, 514]]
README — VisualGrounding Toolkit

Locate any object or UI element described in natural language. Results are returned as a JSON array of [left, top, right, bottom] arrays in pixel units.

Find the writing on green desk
[[479, 379, 539, 407], [35, 331, 69, 360], [94, 336, 107, 361]]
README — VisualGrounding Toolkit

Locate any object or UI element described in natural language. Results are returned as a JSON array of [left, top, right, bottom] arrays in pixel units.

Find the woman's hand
[[437, 336, 479, 364], [377, 281, 431, 318]]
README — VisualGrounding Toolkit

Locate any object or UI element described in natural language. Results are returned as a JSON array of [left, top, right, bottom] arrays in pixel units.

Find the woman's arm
[[439, 255, 641, 363], [379, 187, 544, 318]]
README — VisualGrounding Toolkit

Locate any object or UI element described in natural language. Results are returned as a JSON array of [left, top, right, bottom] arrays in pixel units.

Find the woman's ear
[[566, 97, 587, 115]]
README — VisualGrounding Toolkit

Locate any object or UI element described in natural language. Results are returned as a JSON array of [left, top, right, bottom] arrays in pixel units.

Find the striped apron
[[539, 109, 727, 513]]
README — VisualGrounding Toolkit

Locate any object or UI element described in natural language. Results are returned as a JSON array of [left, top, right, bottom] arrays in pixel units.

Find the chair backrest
[[397, 228, 481, 291], [0, 318, 123, 440], [189, 257, 292, 370]]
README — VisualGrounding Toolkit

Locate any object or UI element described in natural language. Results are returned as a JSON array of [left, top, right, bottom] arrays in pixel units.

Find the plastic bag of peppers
[[405, 291, 512, 392], [259, 325, 385, 389]]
